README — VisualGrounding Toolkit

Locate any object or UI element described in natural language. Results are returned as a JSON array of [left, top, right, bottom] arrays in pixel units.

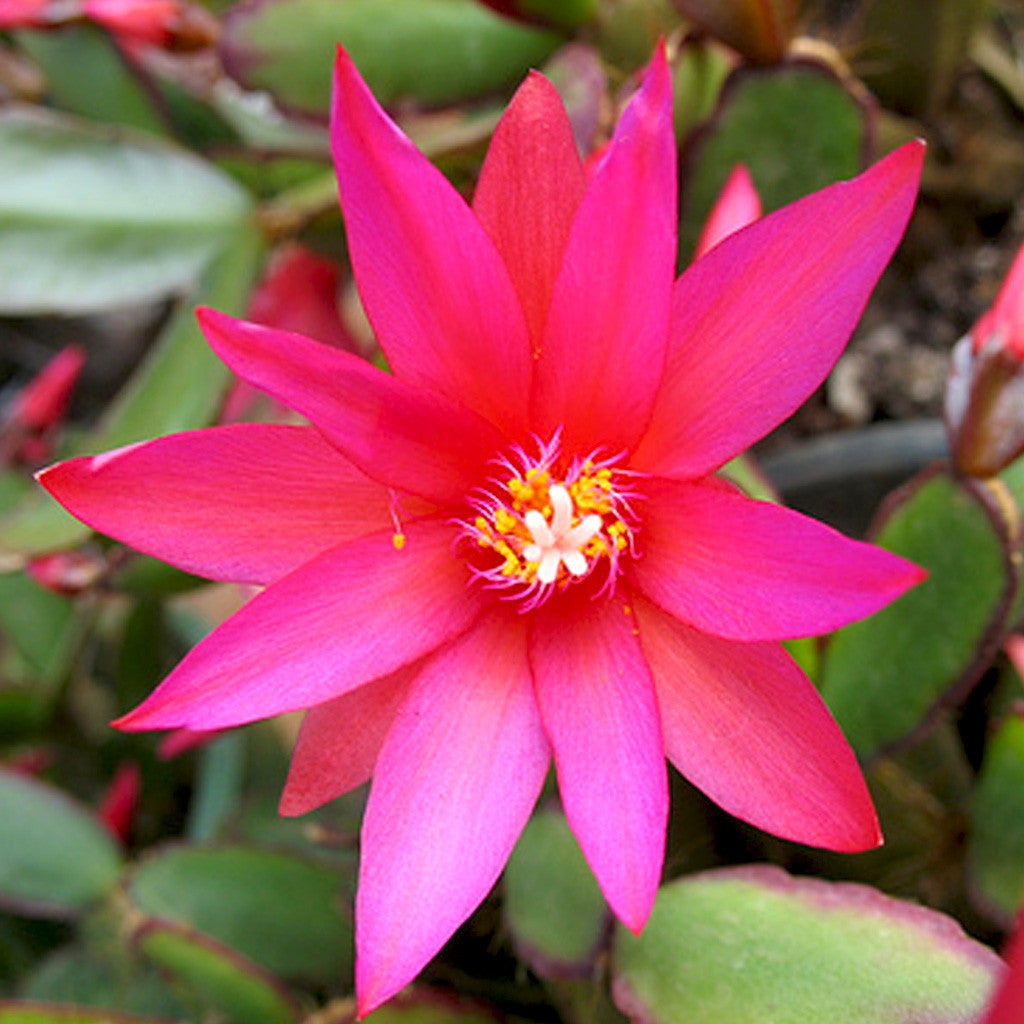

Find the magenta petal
[[279, 664, 419, 816], [331, 49, 531, 437], [355, 611, 548, 1015], [631, 477, 926, 641], [692, 164, 762, 260], [198, 308, 504, 508], [38, 424, 404, 585], [473, 71, 585, 348], [532, 46, 677, 456], [114, 519, 483, 731], [634, 142, 925, 478], [635, 597, 880, 851], [530, 594, 668, 932]]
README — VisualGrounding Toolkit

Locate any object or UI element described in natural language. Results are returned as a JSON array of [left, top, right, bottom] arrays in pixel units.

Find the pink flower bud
[[96, 762, 141, 845], [26, 549, 106, 595], [1, 345, 84, 467], [946, 242, 1024, 477]]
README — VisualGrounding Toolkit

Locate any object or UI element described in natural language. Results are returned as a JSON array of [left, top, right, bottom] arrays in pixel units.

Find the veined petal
[[532, 45, 677, 456], [631, 477, 926, 641], [634, 142, 925, 478], [198, 308, 505, 508], [356, 611, 548, 1016], [530, 594, 668, 932], [38, 424, 410, 586], [635, 596, 880, 851], [114, 518, 483, 731], [331, 49, 531, 437], [279, 663, 420, 816], [473, 71, 585, 347]]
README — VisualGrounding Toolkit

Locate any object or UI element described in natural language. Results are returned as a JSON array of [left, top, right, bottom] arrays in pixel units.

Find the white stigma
[[522, 484, 603, 586]]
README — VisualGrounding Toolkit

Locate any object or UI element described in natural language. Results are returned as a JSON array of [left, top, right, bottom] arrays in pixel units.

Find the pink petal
[[355, 611, 548, 1015], [532, 46, 677, 457], [38, 424, 413, 585], [279, 664, 419, 816], [197, 308, 504, 508], [114, 518, 483, 731], [634, 141, 925, 478], [530, 593, 667, 932], [331, 49, 531, 437], [631, 476, 926, 641], [692, 164, 762, 260], [473, 71, 585, 348], [0, 0, 47, 27], [974, 239, 1024, 357], [635, 596, 880, 851]]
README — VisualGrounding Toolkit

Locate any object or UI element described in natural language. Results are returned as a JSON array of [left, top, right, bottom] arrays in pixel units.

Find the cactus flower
[[39, 47, 925, 1014]]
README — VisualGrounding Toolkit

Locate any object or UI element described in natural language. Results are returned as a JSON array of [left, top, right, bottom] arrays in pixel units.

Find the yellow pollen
[[467, 449, 635, 603], [392, 532, 406, 551]]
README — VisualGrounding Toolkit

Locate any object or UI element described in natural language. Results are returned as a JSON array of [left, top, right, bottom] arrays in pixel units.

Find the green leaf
[[20, 945, 186, 1019], [968, 711, 1024, 922], [820, 469, 1018, 760], [0, 1005, 174, 1023], [0, 771, 122, 919], [220, 0, 560, 115], [93, 232, 263, 450], [14, 27, 166, 134], [613, 867, 1001, 1024], [127, 846, 353, 983], [0, 107, 253, 314], [504, 808, 610, 977], [135, 922, 299, 1024], [0, 231, 263, 561], [186, 732, 247, 843], [0, 572, 75, 683], [671, 37, 732, 139], [680, 60, 868, 259]]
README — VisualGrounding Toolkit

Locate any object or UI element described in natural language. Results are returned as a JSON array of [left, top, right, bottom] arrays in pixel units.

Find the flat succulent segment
[[612, 866, 1002, 1024]]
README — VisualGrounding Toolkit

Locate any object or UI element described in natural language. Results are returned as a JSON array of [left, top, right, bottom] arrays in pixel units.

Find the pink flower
[[39, 47, 925, 1014], [0, 0, 217, 49]]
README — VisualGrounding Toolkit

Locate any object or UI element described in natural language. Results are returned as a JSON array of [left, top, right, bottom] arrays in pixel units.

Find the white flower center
[[522, 484, 603, 585]]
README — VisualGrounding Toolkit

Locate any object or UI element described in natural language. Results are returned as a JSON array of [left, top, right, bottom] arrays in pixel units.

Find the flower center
[[459, 436, 637, 610]]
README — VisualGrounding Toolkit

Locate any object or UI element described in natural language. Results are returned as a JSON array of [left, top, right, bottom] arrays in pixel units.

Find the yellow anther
[[392, 533, 406, 551], [494, 507, 517, 534]]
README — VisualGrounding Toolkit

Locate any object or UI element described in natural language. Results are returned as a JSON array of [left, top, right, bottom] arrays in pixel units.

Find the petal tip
[[111, 698, 182, 733], [355, 965, 405, 1020]]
